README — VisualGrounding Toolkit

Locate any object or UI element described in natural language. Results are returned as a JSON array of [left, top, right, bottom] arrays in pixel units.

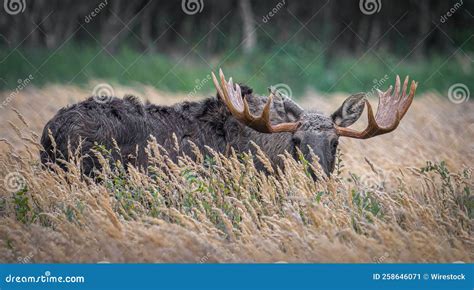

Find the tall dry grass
[[0, 84, 472, 263]]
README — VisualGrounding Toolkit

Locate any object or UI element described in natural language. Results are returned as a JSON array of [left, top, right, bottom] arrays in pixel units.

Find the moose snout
[[296, 134, 335, 178], [311, 148, 331, 177]]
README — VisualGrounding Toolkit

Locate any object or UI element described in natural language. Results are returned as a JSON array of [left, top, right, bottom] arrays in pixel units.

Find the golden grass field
[[0, 83, 472, 263]]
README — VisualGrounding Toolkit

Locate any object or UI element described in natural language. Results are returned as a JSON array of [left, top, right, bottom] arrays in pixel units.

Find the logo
[[4, 0, 26, 15], [359, 0, 381, 15], [4, 172, 26, 192], [448, 83, 469, 104], [182, 0, 204, 15], [92, 83, 115, 104]]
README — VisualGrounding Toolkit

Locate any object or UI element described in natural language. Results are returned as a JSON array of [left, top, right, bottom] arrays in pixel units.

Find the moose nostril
[[329, 138, 339, 152]]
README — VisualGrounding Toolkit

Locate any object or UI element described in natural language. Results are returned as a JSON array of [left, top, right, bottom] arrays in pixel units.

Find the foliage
[[0, 44, 471, 96]]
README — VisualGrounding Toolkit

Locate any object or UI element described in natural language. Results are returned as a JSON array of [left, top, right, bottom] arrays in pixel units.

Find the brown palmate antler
[[212, 69, 301, 133], [336, 75, 418, 139]]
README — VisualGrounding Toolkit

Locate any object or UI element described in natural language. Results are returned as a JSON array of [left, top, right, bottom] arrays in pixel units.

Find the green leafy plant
[[13, 187, 31, 224]]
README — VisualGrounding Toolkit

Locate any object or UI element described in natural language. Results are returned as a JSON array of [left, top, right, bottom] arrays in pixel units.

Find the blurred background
[[0, 0, 473, 97]]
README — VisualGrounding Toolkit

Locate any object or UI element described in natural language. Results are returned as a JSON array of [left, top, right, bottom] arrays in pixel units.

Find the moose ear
[[269, 87, 304, 122], [331, 93, 366, 127], [283, 98, 304, 122]]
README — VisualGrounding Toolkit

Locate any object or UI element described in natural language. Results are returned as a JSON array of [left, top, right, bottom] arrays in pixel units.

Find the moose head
[[212, 69, 418, 176]]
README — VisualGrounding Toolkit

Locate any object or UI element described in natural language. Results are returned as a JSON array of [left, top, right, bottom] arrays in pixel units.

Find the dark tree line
[[0, 0, 472, 56]]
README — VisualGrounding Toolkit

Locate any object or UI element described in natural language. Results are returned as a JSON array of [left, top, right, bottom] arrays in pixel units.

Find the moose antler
[[336, 75, 418, 139], [212, 69, 301, 133]]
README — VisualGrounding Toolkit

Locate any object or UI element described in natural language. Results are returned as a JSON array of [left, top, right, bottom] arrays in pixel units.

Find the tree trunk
[[101, 0, 140, 54], [414, 0, 430, 59], [140, 1, 156, 53], [239, 0, 256, 54]]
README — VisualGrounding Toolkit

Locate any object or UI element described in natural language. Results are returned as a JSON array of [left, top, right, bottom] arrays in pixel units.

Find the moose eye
[[292, 135, 302, 145]]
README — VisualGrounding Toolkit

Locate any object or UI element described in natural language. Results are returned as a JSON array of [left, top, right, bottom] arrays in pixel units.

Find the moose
[[40, 69, 417, 177]]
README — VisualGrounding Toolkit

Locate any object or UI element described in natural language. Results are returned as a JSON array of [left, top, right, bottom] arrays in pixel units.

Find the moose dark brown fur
[[40, 70, 417, 177]]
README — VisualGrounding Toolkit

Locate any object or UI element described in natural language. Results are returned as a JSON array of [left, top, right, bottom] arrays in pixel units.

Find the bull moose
[[40, 69, 417, 176]]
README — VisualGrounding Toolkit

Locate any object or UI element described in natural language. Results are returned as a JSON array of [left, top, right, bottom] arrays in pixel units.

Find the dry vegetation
[[0, 83, 473, 263]]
